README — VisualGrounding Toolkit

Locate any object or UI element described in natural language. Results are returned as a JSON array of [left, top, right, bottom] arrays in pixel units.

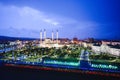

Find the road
[[79, 49, 91, 69]]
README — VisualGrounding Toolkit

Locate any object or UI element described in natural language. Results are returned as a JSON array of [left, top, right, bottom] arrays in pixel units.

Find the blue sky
[[0, 0, 120, 39]]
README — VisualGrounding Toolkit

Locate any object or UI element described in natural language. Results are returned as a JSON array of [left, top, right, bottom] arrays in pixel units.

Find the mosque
[[39, 29, 66, 48]]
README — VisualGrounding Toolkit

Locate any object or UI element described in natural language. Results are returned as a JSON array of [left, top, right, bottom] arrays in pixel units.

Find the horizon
[[0, 35, 120, 41], [0, 0, 120, 39]]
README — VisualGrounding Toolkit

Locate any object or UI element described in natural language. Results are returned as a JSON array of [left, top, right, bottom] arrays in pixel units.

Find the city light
[[91, 64, 118, 69], [0, 29, 120, 74], [44, 60, 80, 66]]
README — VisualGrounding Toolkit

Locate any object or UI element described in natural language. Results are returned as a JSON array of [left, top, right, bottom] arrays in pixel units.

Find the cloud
[[0, 3, 100, 39], [0, 4, 77, 37], [18, 6, 59, 25], [0, 4, 63, 29]]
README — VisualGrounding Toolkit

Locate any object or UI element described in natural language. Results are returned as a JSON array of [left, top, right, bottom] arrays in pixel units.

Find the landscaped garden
[[89, 52, 120, 63], [1, 44, 84, 63]]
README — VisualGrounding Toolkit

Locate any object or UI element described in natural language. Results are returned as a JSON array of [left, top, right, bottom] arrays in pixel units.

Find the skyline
[[0, 0, 120, 39]]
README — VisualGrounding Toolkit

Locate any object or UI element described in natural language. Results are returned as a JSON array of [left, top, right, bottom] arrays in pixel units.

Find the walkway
[[79, 49, 91, 69]]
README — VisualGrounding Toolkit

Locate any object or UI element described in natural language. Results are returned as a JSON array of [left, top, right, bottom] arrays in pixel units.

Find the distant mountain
[[0, 35, 38, 41]]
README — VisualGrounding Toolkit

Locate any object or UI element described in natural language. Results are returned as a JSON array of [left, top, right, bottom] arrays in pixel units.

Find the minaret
[[52, 30, 54, 43], [40, 30, 42, 44], [44, 29, 46, 40], [56, 30, 58, 44]]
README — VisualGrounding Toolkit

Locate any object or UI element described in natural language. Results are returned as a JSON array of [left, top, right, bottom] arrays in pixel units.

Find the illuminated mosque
[[39, 29, 65, 48]]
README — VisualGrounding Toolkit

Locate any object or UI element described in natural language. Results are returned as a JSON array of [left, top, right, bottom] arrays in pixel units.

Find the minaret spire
[[44, 29, 46, 40], [56, 30, 58, 44], [40, 30, 42, 44], [52, 30, 54, 43]]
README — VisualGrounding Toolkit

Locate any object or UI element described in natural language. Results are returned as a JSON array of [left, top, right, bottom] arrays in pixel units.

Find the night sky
[[0, 0, 120, 39]]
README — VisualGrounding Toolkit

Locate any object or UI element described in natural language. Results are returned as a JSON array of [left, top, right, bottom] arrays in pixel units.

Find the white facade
[[91, 44, 120, 56], [109, 48, 120, 56], [92, 46, 101, 54]]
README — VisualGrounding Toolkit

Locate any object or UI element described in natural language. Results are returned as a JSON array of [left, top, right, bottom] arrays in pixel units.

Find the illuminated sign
[[91, 64, 118, 69], [44, 60, 79, 66]]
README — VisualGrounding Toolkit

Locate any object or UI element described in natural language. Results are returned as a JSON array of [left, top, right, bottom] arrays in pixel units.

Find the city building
[[91, 44, 120, 56]]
